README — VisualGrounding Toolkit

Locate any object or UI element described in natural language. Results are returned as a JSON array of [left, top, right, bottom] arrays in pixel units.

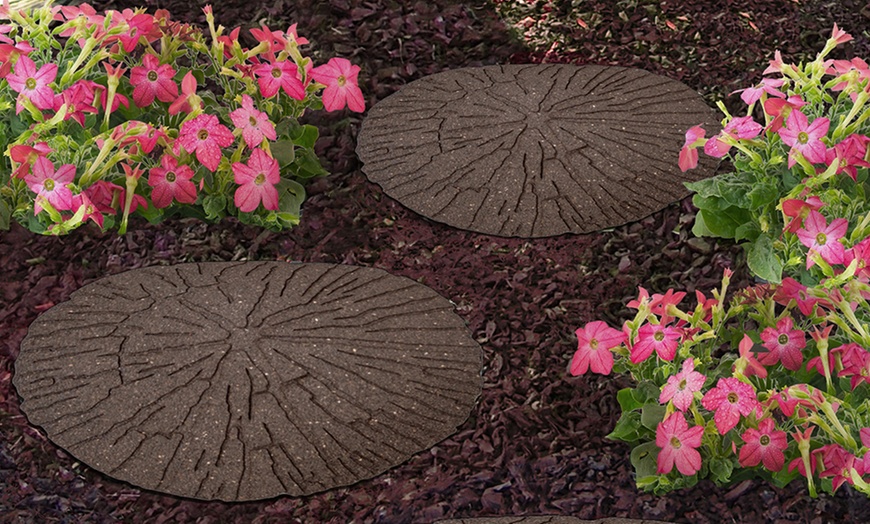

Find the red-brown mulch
[[3, 0, 870, 522]]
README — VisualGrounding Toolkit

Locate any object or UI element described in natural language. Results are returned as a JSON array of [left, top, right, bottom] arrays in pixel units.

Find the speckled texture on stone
[[13, 261, 482, 501], [436, 517, 675, 524], [357, 63, 720, 238]]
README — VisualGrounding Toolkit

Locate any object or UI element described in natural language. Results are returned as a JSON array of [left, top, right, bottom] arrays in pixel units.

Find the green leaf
[[203, 194, 227, 220], [640, 402, 667, 431], [276, 178, 305, 217], [734, 222, 761, 242], [747, 234, 783, 284], [633, 380, 661, 403], [607, 411, 643, 443], [293, 149, 329, 178], [692, 209, 715, 237], [617, 387, 644, 412], [747, 181, 779, 210], [695, 207, 751, 238], [0, 199, 10, 231], [684, 177, 721, 198], [272, 139, 296, 168], [630, 441, 660, 479], [693, 193, 729, 212], [291, 124, 319, 149], [708, 457, 734, 485]]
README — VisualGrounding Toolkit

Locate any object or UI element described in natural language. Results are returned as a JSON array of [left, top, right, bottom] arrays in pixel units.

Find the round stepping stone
[[357, 64, 720, 237], [13, 262, 482, 501]]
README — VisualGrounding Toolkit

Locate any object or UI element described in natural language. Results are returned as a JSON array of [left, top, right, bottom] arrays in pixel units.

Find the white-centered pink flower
[[309, 57, 365, 112], [229, 94, 277, 149], [232, 148, 281, 212], [24, 156, 76, 214], [779, 110, 830, 166], [5, 55, 57, 112], [659, 358, 706, 412], [796, 210, 848, 268]]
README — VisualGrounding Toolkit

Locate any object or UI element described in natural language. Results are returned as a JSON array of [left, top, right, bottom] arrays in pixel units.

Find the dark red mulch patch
[[3, 0, 870, 522]]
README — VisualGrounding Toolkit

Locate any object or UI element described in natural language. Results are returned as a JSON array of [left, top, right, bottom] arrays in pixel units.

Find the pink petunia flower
[[778, 110, 830, 167], [84, 180, 124, 214], [176, 113, 234, 172], [229, 94, 277, 149], [24, 156, 76, 214], [129, 53, 178, 108], [9, 141, 52, 179], [655, 413, 704, 476], [703, 116, 763, 158], [825, 134, 870, 182], [570, 320, 626, 376], [630, 322, 681, 364], [773, 277, 827, 316], [758, 316, 806, 371], [734, 334, 768, 379], [763, 94, 806, 133], [168, 71, 200, 115], [781, 195, 825, 234], [678, 125, 706, 172], [731, 77, 785, 106], [659, 358, 706, 412], [816, 443, 859, 492], [739, 418, 788, 471], [70, 192, 104, 228], [148, 154, 197, 208], [5, 54, 58, 112], [309, 57, 365, 112], [253, 59, 305, 100], [796, 210, 847, 268], [232, 148, 281, 212], [701, 377, 761, 435], [52, 81, 98, 127]]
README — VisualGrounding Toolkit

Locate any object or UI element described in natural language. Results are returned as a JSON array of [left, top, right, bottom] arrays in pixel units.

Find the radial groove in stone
[[356, 64, 721, 237], [13, 262, 482, 502]]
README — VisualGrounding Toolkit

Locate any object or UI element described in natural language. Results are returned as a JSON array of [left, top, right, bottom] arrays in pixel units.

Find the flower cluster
[[678, 24, 870, 285], [571, 26, 870, 498], [0, 1, 365, 234]]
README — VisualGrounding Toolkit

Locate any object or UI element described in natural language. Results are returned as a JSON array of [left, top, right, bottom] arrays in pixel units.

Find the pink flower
[[253, 59, 305, 100], [168, 71, 200, 115], [232, 148, 281, 212], [309, 57, 365, 112], [70, 192, 104, 228], [758, 317, 806, 371], [678, 125, 705, 172], [129, 53, 178, 108], [734, 334, 768, 379], [739, 418, 788, 471], [763, 94, 806, 133], [731, 77, 785, 106], [773, 277, 826, 316], [84, 180, 124, 214], [781, 195, 824, 234], [816, 443, 859, 492], [838, 344, 870, 389], [701, 377, 760, 435], [829, 23, 852, 46], [826, 134, 870, 182], [5, 54, 57, 112], [702, 116, 763, 158], [796, 210, 847, 268], [9, 141, 52, 179], [655, 413, 704, 476], [630, 323, 681, 364], [570, 321, 625, 376], [148, 155, 197, 208], [176, 114, 234, 172], [52, 81, 98, 127], [788, 426, 817, 477], [229, 94, 277, 149], [24, 157, 76, 214], [659, 358, 706, 411], [778, 110, 830, 166]]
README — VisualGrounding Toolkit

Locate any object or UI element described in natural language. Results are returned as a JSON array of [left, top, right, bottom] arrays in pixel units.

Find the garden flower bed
[[3, 0, 870, 522]]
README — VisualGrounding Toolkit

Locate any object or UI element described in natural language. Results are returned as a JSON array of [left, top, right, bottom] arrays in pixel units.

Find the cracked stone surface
[[357, 63, 720, 238], [13, 262, 482, 501]]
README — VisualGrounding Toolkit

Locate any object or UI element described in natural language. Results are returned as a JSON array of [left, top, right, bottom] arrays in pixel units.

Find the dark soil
[[3, 0, 870, 522]]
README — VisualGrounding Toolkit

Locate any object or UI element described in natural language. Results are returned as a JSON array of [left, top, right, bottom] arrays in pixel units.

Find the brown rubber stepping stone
[[357, 64, 720, 238], [437, 518, 674, 524], [13, 262, 482, 501]]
